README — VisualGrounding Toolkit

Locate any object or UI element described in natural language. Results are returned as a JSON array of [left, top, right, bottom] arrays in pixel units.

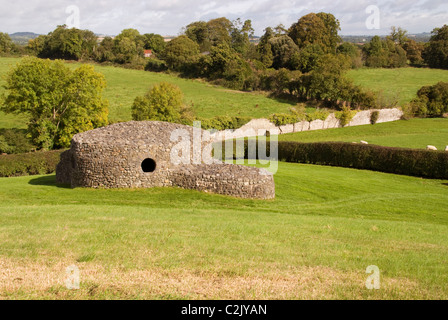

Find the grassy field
[[348, 67, 448, 106], [279, 118, 448, 150], [0, 57, 295, 129], [2, 57, 448, 132], [1, 58, 447, 300], [0, 161, 447, 299]]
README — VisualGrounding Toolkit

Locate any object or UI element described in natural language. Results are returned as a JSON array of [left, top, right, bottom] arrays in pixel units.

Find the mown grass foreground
[[0, 162, 447, 299], [279, 118, 448, 150]]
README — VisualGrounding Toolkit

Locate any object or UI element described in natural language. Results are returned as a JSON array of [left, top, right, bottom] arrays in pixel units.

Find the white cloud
[[0, 0, 446, 35]]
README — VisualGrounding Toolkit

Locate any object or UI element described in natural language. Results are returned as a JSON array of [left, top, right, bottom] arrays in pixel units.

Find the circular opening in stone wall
[[141, 158, 157, 173]]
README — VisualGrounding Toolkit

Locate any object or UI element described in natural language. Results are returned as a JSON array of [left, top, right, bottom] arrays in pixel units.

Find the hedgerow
[[0, 150, 64, 177], [226, 140, 448, 179]]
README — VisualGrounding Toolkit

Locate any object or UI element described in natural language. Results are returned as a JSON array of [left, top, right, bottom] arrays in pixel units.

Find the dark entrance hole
[[141, 158, 157, 173]]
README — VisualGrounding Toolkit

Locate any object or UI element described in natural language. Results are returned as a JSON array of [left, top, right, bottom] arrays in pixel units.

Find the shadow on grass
[[28, 175, 71, 189], [267, 92, 298, 106], [443, 183, 448, 187]]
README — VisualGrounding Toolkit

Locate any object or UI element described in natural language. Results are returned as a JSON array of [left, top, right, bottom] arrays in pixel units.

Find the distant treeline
[[1, 14, 448, 111], [340, 33, 431, 44]]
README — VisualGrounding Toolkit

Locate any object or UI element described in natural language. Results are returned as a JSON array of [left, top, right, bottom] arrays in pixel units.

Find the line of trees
[[25, 25, 167, 69], [2, 19, 448, 74], [154, 14, 381, 110], [0, 32, 26, 55], [2, 18, 447, 84], [2, 17, 448, 127]]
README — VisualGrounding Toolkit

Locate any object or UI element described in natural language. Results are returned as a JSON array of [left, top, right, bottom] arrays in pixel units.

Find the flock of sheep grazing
[[357, 141, 447, 151], [426, 145, 448, 151]]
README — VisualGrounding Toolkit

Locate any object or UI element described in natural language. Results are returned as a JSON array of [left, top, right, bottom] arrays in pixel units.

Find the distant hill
[[341, 33, 432, 44], [8, 32, 40, 45]]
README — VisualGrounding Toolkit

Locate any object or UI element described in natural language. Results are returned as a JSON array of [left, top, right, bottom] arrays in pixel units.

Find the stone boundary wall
[[211, 108, 403, 141]]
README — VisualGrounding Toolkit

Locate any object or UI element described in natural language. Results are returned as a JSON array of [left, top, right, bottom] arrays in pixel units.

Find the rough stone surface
[[56, 121, 275, 199], [348, 110, 372, 127], [323, 113, 341, 129], [211, 108, 403, 141], [309, 120, 325, 131], [279, 124, 294, 134], [376, 108, 404, 124], [212, 118, 278, 141], [238, 118, 278, 132], [293, 121, 309, 132]]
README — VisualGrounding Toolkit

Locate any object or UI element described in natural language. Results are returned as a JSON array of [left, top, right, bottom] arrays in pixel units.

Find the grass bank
[[1, 162, 447, 299]]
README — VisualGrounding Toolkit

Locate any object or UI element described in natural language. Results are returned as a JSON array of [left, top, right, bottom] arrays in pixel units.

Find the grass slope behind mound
[[0, 162, 447, 299], [279, 118, 448, 150], [0, 57, 295, 129], [348, 67, 448, 106]]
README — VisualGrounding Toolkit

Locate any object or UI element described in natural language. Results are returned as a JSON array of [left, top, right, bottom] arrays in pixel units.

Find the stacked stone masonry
[[211, 108, 403, 141], [56, 121, 275, 199]]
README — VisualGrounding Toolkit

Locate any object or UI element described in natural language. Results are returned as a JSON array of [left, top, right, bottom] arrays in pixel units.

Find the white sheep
[[427, 145, 438, 151]]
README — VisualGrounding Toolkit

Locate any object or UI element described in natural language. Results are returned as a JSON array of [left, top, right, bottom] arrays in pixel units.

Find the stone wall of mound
[[56, 121, 275, 199], [170, 164, 275, 199]]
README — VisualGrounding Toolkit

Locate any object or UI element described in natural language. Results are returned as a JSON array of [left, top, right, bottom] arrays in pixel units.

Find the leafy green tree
[[95, 36, 116, 62], [37, 25, 97, 60], [26, 35, 47, 56], [273, 24, 288, 36], [131, 82, 193, 123], [0, 129, 34, 154], [0, 136, 13, 154], [388, 26, 408, 46], [288, 12, 341, 53], [316, 12, 342, 52], [204, 42, 237, 76], [143, 33, 166, 53], [337, 42, 362, 68], [114, 28, 143, 44], [206, 17, 233, 46], [230, 18, 254, 56], [294, 43, 324, 72], [268, 35, 299, 69], [185, 21, 211, 52], [270, 68, 294, 95], [0, 32, 14, 54], [185, 18, 234, 52], [308, 54, 351, 103], [385, 39, 408, 67], [113, 37, 140, 64], [410, 82, 448, 117], [112, 29, 145, 64], [198, 43, 255, 90], [162, 35, 200, 72], [424, 25, 448, 69], [402, 39, 424, 65], [363, 36, 387, 67], [1, 57, 109, 149], [363, 36, 407, 68], [256, 27, 275, 68], [222, 56, 255, 91]]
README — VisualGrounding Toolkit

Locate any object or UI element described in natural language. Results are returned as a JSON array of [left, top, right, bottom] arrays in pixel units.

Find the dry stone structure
[[211, 108, 404, 141], [56, 121, 275, 199]]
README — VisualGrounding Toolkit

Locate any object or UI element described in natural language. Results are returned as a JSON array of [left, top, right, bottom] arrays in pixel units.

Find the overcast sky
[[0, 0, 447, 36]]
